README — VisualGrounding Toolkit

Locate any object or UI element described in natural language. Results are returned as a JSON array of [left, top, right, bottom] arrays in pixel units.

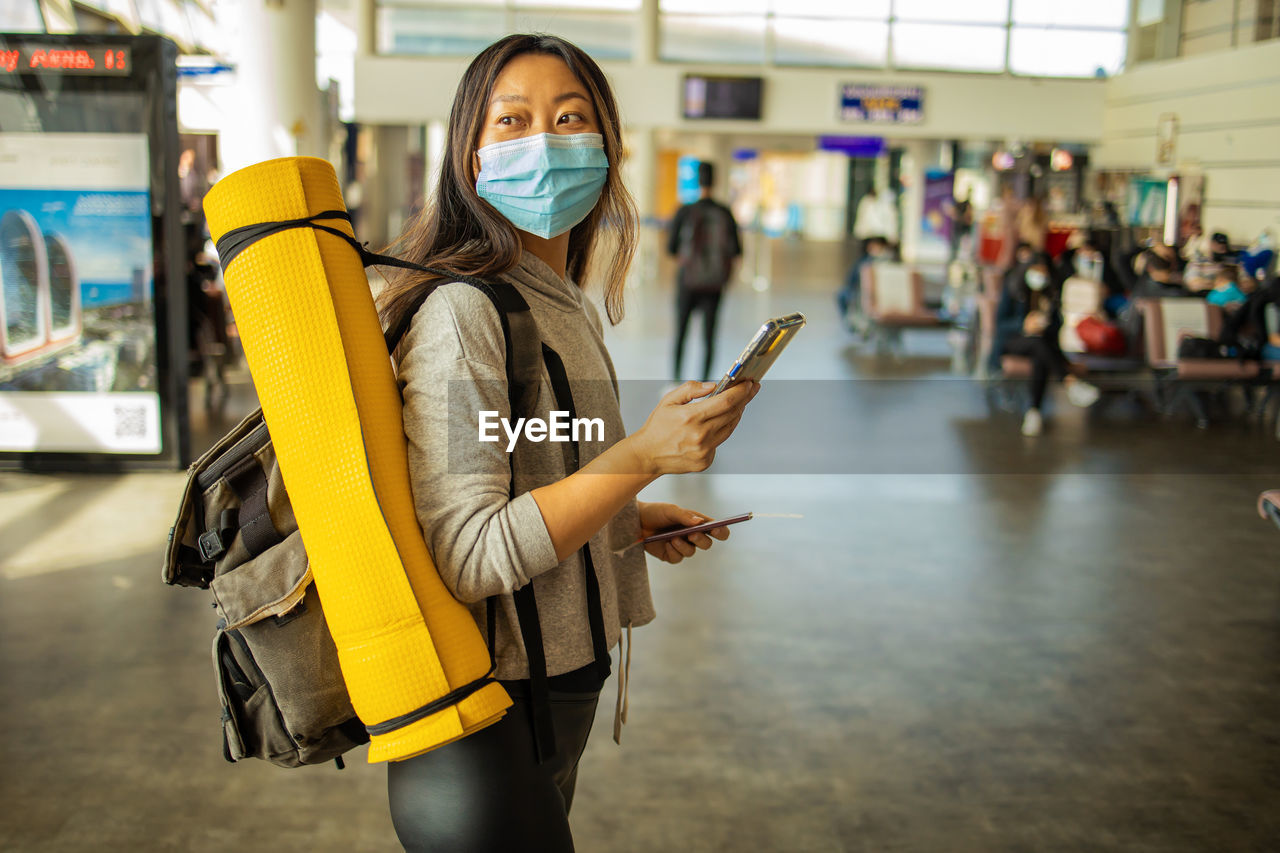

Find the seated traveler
[[993, 252, 1101, 437], [1206, 264, 1247, 309]]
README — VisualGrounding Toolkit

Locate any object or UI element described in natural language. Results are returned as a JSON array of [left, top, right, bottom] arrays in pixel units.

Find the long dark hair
[[377, 34, 637, 350]]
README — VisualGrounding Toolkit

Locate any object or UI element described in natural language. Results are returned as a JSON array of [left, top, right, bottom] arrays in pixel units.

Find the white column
[[266, 0, 325, 159], [216, 0, 324, 173], [899, 139, 929, 265], [355, 0, 376, 57], [624, 125, 657, 220], [636, 0, 659, 64]]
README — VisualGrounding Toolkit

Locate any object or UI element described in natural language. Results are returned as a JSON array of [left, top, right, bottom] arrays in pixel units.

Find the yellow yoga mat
[[203, 156, 510, 763]]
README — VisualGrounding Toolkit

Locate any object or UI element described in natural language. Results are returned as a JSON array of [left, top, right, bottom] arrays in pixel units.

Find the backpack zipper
[[198, 421, 270, 490]]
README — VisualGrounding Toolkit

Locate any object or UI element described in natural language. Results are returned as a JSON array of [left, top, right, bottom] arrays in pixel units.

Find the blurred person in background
[[1053, 231, 1105, 288], [667, 161, 742, 382], [838, 235, 890, 335], [947, 189, 974, 263], [993, 251, 1099, 436], [1132, 241, 1185, 298], [853, 185, 899, 255], [1210, 231, 1237, 263], [1015, 195, 1048, 252], [1206, 264, 1247, 309]]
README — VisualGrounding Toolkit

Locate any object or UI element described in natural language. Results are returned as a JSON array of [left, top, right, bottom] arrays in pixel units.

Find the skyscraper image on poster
[[0, 132, 160, 454]]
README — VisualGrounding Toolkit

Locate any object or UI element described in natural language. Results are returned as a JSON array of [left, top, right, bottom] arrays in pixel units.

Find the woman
[[376, 34, 758, 851], [1015, 194, 1048, 252], [994, 252, 1099, 436]]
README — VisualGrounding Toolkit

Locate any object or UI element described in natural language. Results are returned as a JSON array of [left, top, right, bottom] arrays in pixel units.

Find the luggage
[[1076, 315, 1127, 356], [164, 275, 537, 768]]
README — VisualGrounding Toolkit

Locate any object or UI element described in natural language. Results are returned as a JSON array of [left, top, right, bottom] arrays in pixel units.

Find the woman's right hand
[[628, 380, 760, 476]]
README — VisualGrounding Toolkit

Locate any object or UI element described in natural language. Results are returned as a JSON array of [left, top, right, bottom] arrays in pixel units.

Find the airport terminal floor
[[3, 247, 1280, 852]]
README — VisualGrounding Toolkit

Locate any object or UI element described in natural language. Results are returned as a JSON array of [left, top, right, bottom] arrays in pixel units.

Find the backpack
[[1177, 335, 1228, 360], [1217, 290, 1271, 361], [163, 263, 600, 768], [677, 201, 735, 292]]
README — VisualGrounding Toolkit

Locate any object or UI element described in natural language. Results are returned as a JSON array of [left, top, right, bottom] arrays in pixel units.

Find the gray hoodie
[[398, 252, 655, 681]]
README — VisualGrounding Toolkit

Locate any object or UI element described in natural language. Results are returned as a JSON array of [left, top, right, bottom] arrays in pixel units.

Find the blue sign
[[840, 85, 924, 124], [676, 156, 702, 205], [818, 136, 887, 158]]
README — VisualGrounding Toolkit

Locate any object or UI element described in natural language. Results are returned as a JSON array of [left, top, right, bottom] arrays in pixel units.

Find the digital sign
[[683, 76, 764, 121], [0, 45, 132, 76], [840, 85, 924, 124]]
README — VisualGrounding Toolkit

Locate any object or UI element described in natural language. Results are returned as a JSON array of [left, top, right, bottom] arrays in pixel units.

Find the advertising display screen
[[0, 133, 160, 454], [0, 34, 186, 469]]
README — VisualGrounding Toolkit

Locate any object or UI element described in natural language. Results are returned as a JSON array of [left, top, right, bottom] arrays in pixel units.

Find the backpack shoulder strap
[[392, 274, 540, 419]]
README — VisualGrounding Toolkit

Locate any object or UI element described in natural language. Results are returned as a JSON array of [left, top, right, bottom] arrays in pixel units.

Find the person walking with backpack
[[666, 162, 742, 382], [375, 34, 759, 852]]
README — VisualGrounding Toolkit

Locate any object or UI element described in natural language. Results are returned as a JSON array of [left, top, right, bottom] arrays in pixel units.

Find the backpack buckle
[[198, 529, 227, 562]]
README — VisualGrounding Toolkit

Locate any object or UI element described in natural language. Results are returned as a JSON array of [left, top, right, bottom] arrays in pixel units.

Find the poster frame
[[0, 33, 188, 471]]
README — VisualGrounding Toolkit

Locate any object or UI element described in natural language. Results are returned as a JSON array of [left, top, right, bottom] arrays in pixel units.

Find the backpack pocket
[[210, 531, 367, 767]]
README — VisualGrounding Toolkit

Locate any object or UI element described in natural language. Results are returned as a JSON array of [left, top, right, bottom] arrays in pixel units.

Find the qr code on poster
[[114, 405, 148, 439]]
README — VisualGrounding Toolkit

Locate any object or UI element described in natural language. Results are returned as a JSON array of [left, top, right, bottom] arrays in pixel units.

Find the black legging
[[1003, 333, 1070, 410], [674, 288, 723, 382], [387, 685, 601, 853]]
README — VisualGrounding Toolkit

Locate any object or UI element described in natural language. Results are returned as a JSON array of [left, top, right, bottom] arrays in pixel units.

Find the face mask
[[1074, 253, 1102, 281], [1025, 269, 1048, 291], [475, 132, 608, 239]]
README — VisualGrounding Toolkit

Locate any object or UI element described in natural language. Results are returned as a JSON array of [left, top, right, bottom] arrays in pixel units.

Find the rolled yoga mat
[[203, 156, 510, 763]]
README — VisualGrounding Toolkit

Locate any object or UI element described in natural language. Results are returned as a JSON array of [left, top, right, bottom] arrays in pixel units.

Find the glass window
[[659, 15, 767, 64], [381, 0, 503, 6], [660, 0, 767, 13], [1009, 27, 1126, 76], [512, 11, 634, 59], [893, 0, 1008, 24], [158, 0, 193, 45], [1137, 0, 1163, 26], [1012, 0, 1129, 29], [516, 0, 639, 9], [6, 0, 44, 30], [773, 17, 888, 66], [377, 7, 507, 56], [769, 0, 890, 17], [892, 22, 1007, 71], [133, 0, 164, 31]]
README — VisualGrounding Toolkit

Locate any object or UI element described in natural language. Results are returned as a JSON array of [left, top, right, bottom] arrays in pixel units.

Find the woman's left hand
[[636, 501, 730, 564]]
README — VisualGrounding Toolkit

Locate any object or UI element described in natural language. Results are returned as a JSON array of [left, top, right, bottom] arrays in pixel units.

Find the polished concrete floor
[[3, 246, 1280, 852]]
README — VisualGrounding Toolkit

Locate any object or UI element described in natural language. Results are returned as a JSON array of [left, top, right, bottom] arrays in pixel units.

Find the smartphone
[[712, 313, 806, 396], [641, 513, 753, 545]]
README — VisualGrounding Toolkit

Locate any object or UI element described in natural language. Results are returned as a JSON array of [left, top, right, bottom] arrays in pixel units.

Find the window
[[377, 0, 636, 58], [1009, 27, 1126, 77], [372, 0, 1129, 76], [892, 22, 1008, 72], [894, 0, 1009, 24], [1013, 0, 1129, 29], [5, 0, 45, 31], [773, 17, 888, 67], [659, 15, 767, 64]]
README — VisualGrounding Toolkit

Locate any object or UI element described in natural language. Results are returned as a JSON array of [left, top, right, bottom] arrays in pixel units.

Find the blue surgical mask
[[476, 132, 608, 239], [1026, 269, 1048, 291]]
